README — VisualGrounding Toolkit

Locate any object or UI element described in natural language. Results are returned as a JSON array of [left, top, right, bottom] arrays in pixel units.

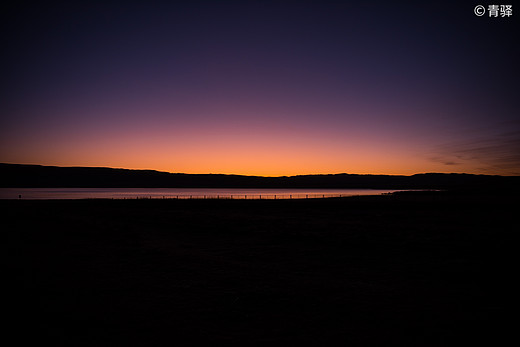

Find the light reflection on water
[[0, 188, 405, 200]]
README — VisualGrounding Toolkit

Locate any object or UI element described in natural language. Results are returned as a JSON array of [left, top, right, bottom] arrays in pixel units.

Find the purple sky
[[1, 1, 518, 175]]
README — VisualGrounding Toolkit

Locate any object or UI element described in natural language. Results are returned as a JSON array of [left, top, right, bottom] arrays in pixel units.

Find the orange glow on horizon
[[1, 135, 501, 177], [1, 98, 516, 177]]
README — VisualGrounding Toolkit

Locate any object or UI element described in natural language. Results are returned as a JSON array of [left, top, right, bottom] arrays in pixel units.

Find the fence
[[128, 193, 359, 200]]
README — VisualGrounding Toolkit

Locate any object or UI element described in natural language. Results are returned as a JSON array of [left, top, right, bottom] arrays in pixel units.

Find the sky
[[1, 0, 519, 176]]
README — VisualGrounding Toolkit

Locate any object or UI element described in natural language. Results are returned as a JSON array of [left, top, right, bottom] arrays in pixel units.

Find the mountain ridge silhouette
[[1, 163, 518, 189]]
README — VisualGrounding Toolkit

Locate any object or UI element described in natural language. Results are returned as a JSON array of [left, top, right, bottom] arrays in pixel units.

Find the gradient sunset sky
[[1, 1, 518, 176]]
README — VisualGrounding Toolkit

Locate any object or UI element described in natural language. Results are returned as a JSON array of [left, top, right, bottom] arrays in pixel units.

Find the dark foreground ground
[[4, 191, 515, 346]]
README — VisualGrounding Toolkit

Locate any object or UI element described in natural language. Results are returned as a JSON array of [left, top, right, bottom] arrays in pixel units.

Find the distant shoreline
[[0, 187, 414, 200], [1, 189, 514, 203], [2, 163, 519, 189]]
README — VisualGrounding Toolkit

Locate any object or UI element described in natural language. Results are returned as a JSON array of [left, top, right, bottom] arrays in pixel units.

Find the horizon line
[[1, 162, 514, 178]]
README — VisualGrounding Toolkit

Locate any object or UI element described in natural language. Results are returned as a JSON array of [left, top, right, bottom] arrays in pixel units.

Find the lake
[[0, 188, 404, 200]]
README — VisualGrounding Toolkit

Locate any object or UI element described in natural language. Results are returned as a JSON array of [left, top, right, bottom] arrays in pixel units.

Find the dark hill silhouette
[[1, 163, 519, 190]]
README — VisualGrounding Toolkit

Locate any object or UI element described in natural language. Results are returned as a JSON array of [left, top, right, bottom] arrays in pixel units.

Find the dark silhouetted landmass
[[5, 191, 513, 346], [1, 163, 519, 190]]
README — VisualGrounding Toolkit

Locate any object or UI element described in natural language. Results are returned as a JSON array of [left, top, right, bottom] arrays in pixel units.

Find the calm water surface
[[0, 188, 404, 200]]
